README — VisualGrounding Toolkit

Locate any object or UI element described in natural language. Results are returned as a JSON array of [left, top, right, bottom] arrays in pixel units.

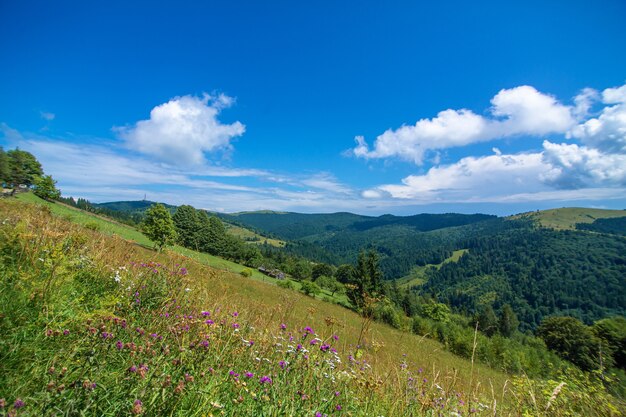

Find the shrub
[[300, 280, 320, 296], [240, 268, 253, 278]]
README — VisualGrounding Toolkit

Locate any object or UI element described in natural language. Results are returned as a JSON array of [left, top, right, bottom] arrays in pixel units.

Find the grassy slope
[[515, 207, 626, 230], [396, 249, 468, 288], [1, 196, 517, 413], [16, 193, 346, 305], [223, 223, 285, 247]]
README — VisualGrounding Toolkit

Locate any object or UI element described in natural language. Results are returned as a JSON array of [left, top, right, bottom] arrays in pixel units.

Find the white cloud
[[572, 88, 599, 120], [375, 151, 548, 201], [116, 94, 245, 166], [567, 84, 626, 154], [366, 140, 626, 203], [352, 85, 575, 164], [541, 141, 626, 189]]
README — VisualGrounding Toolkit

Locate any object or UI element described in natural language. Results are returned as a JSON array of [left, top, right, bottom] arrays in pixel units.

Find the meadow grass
[[1, 198, 622, 416], [15, 194, 345, 305], [513, 207, 626, 230]]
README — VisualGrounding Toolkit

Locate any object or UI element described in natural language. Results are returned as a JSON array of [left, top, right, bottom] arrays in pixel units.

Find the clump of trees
[[0, 147, 60, 200], [170, 204, 263, 266]]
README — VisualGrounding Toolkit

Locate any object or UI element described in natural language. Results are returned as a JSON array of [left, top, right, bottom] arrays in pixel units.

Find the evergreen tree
[[141, 203, 177, 251]]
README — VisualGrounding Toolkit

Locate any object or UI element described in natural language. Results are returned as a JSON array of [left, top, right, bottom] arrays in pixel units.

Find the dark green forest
[[577, 216, 626, 236], [422, 227, 626, 330]]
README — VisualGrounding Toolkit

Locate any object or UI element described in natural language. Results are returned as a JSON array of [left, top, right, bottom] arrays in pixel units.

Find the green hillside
[[516, 207, 626, 230]]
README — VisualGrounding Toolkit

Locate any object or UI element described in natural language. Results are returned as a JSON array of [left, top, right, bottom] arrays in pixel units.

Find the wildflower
[[129, 365, 138, 373], [279, 360, 286, 369], [303, 326, 314, 334], [0, 398, 5, 408], [332, 334, 339, 341], [334, 391, 340, 397], [245, 372, 254, 378], [296, 343, 303, 351], [201, 311, 211, 317], [280, 323, 287, 330], [259, 376, 272, 385], [101, 332, 111, 339], [132, 399, 143, 415], [232, 311, 239, 317], [136, 327, 145, 335], [310, 339, 318, 346], [320, 343, 330, 352], [116, 340, 124, 350], [232, 323, 240, 329], [205, 319, 215, 325], [179, 267, 188, 275], [63, 329, 70, 335], [13, 399, 25, 409], [249, 340, 254, 346], [336, 404, 342, 411]]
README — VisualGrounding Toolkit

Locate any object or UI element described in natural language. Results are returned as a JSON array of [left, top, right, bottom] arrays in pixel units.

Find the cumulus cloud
[[352, 85, 575, 164], [116, 94, 245, 166], [364, 138, 626, 203], [371, 151, 548, 201], [541, 141, 626, 189], [567, 84, 626, 154]]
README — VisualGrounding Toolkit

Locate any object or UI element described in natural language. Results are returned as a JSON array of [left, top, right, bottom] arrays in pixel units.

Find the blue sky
[[1, 1, 625, 215]]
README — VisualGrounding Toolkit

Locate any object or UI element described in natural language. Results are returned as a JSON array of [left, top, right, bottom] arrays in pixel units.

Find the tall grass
[[1, 199, 623, 416]]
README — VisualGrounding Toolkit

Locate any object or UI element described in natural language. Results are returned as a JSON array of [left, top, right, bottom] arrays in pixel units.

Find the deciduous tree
[[142, 203, 177, 251]]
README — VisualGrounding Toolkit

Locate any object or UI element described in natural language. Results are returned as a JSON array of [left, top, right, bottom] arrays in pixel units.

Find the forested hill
[[421, 226, 626, 330], [94, 200, 177, 213], [218, 211, 495, 240]]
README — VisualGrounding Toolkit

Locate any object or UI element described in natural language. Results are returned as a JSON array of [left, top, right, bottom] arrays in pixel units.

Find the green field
[[515, 207, 626, 230], [16, 193, 345, 304], [223, 222, 285, 247], [396, 248, 468, 288]]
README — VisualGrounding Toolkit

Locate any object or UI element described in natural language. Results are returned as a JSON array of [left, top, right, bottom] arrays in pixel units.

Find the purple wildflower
[[205, 319, 214, 325], [201, 311, 211, 317], [129, 365, 138, 373], [232, 323, 240, 329], [280, 323, 287, 330], [259, 375, 272, 385], [13, 399, 25, 409], [245, 372, 254, 378], [232, 311, 239, 317], [63, 329, 70, 335], [279, 360, 286, 369], [116, 340, 124, 350], [335, 404, 342, 411], [320, 344, 330, 352]]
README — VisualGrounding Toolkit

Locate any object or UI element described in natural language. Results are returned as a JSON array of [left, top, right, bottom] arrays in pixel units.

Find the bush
[[300, 280, 320, 296], [240, 268, 253, 278], [277, 280, 294, 290]]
